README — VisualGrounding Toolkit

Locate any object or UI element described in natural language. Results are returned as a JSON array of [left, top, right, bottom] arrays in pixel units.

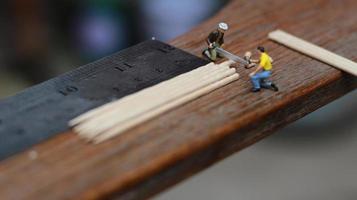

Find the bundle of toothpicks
[[70, 60, 238, 143]]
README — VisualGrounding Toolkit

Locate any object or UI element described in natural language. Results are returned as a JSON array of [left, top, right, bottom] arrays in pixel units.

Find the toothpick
[[268, 30, 357, 76], [71, 60, 238, 143]]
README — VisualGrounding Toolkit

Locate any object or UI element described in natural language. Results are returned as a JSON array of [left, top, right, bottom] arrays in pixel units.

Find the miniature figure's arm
[[269, 56, 274, 63], [250, 59, 259, 63], [206, 37, 211, 45], [245, 63, 256, 69], [206, 32, 216, 48], [250, 56, 266, 75], [206, 38, 213, 48], [250, 65, 263, 76]]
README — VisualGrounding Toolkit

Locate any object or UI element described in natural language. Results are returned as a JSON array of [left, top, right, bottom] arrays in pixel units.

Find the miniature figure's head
[[218, 22, 228, 32], [244, 51, 252, 59], [257, 46, 265, 54]]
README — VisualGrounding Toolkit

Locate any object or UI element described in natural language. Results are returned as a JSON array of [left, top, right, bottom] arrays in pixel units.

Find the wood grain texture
[[0, 0, 356, 199]]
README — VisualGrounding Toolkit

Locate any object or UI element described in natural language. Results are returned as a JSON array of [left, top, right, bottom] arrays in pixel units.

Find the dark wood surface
[[0, 0, 356, 199]]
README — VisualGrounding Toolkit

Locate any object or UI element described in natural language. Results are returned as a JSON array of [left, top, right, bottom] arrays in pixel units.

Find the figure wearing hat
[[202, 22, 229, 61]]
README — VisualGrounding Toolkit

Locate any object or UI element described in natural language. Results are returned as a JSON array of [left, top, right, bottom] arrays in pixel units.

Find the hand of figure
[[250, 72, 255, 77], [245, 63, 256, 69]]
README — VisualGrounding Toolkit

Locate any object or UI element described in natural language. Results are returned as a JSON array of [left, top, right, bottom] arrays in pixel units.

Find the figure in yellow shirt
[[249, 46, 278, 92]]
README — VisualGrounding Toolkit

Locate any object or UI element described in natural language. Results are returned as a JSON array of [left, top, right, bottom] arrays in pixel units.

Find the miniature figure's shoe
[[271, 83, 279, 92], [251, 88, 261, 92]]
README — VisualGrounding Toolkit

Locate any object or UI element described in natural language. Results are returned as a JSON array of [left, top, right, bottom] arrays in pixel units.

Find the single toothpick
[[269, 30, 357, 76]]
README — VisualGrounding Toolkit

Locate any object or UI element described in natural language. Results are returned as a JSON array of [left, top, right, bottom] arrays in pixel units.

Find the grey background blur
[[0, 1, 355, 199]]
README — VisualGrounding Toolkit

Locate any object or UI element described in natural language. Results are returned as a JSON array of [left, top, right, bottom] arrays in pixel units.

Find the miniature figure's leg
[[270, 83, 279, 91], [261, 78, 272, 89], [210, 48, 217, 61], [250, 71, 271, 89], [202, 49, 211, 59], [250, 74, 262, 89], [259, 72, 278, 91], [202, 48, 216, 61]]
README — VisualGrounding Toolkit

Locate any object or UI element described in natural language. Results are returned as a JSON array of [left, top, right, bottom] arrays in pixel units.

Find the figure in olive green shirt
[[202, 22, 228, 61]]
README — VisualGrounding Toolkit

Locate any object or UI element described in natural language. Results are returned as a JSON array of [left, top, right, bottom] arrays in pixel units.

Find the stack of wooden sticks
[[70, 60, 238, 143]]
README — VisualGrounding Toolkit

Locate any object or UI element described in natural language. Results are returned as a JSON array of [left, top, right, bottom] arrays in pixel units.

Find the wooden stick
[[69, 62, 216, 126], [93, 73, 239, 143], [81, 69, 236, 138], [73, 61, 236, 140], [76, 67, 236, 139], [72, 62, 226, 130], [268, 30, 357, 76], [75, 63, 227, 135]]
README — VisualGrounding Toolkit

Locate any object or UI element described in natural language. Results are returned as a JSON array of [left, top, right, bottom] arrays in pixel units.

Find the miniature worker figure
[[249, 46, 279, 92], [202, 22, 229, 61]]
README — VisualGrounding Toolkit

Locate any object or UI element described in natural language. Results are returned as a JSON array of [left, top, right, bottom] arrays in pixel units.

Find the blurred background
[[0, 1, 356, 199], [0, 0, 226, 97]]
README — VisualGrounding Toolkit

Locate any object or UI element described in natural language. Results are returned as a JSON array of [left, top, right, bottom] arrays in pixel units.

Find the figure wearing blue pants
[[249, 46, 278, 92]]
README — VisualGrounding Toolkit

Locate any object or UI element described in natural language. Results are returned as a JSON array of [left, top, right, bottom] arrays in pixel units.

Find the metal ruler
[[0, 40, 209, 160]]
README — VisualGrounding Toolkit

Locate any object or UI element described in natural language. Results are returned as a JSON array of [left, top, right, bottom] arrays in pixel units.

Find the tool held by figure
[[215, 47, 249, 66]]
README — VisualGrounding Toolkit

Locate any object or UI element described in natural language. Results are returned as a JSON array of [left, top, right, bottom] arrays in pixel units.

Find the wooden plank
[[269, 30, 357, 76], [0, 0, 356, 199]]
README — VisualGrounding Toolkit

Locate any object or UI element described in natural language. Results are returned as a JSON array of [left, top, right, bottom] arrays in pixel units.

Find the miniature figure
[[249, 46, 279, 92], [202, 22, 229, 61]]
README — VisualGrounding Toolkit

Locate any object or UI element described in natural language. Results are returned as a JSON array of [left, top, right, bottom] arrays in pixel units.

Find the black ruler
[[0, 40, 209, 160]]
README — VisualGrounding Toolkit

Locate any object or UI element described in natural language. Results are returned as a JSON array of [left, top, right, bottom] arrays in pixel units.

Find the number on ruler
[[157, 44, 175, 53], [58, 86, 78, 96], [114, 62, 135, 72], [155, 68, 163, 73]]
